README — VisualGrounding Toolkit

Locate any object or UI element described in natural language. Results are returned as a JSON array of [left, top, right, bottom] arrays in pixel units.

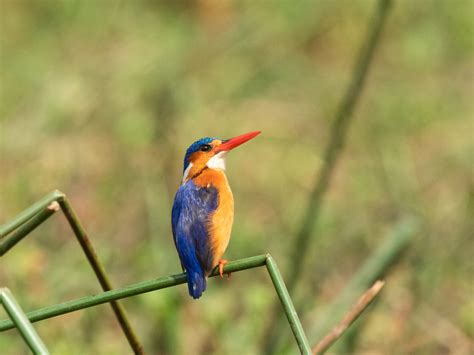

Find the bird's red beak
[[216, 131, 261, 152]]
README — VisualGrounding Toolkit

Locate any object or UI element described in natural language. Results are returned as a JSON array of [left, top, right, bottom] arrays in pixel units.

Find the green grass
[[1, 0, 472, 353]]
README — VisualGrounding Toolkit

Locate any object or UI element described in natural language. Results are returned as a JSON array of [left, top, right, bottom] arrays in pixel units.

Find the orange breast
[[193, 169, 234, 269]]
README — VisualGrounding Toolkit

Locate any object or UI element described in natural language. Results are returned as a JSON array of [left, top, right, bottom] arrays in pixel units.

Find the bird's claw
[[218, 259, 231, 279]]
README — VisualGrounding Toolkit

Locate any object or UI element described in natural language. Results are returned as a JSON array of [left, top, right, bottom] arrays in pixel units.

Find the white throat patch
[[206, 151, 227, 171], [182, 162, 193, 184]]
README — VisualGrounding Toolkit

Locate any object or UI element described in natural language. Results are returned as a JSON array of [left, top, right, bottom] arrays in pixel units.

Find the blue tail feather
[[175, 231, 208, 299], [187, 269, 206, 299]]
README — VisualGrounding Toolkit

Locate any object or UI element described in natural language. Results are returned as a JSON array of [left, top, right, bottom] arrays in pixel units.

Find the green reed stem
[[1, 191, 144, 354], [266, 256, 311, 354], [0, 190, 64, 239], [0, 206, 57, 256], [0, 255, 309, 353], [1, 288, 49, 355]]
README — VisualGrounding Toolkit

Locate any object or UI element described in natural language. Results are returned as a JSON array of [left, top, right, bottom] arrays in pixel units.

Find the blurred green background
[[1, 0, 472, 354]]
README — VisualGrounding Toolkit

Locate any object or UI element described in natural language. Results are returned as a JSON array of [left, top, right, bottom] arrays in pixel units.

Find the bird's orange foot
[[218, 259, 231, 279]]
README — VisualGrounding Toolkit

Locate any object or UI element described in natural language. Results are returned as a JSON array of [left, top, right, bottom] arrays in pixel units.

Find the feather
[[171, 180, 218, 299]]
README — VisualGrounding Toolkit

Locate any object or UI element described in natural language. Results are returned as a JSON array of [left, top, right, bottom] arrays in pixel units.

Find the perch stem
[[0, 255, 268, 331], [266, 256, 312, 354], [0, 255, 310, 353]]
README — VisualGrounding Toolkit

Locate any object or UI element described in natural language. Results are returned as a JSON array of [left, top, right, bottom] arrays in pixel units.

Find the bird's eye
[[200, 144, 212, 152]]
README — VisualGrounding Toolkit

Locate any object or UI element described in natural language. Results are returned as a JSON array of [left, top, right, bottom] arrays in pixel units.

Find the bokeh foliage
[[1, 0, 472, 354]]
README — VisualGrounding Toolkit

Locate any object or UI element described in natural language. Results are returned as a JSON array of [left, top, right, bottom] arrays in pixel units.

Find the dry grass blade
[[312, 280, 385, 354]]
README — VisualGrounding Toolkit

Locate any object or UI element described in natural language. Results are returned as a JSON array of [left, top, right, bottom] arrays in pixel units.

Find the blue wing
[[171, 180, 218, 299]]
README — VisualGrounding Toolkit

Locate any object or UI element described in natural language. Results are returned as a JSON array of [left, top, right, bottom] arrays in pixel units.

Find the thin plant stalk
[[1, 191, 144, 354], [1, 288, 49, 355], [266, 256, 312, 354], [306, 217, 418, 343], [0, 254, 312, 353], [0, 190, 64, 238], [0, 203, 58, 256], [57, 197, 144, 354], [261, 0, 393, 352], [312, 280, 385, 354]]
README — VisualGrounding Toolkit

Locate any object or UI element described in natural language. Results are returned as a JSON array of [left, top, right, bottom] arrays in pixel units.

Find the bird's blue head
[[180, 131, 261, 183], [183, 137, 217, 172]]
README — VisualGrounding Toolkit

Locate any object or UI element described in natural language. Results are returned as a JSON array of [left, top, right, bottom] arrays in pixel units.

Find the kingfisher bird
[[171, 131, 261, 299]]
